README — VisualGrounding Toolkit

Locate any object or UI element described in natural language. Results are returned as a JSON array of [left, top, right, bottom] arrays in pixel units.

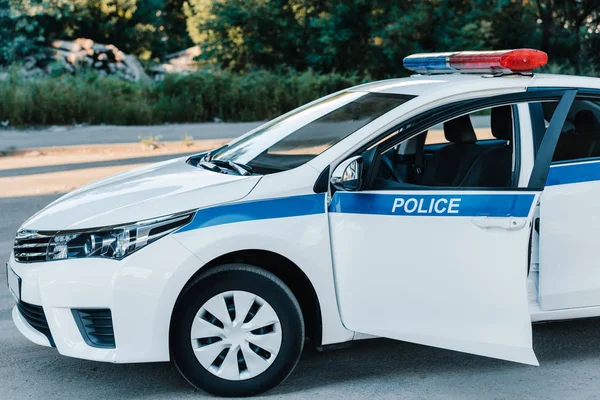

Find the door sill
[[531, 303, 600, 322]]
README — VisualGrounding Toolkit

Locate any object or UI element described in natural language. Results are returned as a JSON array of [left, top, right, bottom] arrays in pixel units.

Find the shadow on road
[[4, 318, 600, 399], [275, 318, 600, 395]]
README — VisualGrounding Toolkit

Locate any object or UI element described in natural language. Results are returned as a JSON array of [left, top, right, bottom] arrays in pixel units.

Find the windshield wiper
[[198, 161, 223, 172], [211, 160, 253, 176], [198, 159, 253, 176]]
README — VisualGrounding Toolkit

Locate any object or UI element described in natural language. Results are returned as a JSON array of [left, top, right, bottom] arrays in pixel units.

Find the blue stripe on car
[[177, 191, 536, 233], [329, 192, 535, 217], [176, 193, 325, 233], [546, 160, 600, 186]]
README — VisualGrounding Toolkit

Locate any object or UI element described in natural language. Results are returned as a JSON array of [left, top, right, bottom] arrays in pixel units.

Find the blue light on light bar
[[403, 52, 455, 74]]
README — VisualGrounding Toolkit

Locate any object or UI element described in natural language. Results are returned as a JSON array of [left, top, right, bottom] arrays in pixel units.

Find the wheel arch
[[171, 249, 323, 347]]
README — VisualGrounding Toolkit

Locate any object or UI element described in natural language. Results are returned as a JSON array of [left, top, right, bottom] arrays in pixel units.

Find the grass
[[138, 135, 162, 148], [0, 68, 365, 126], [182, 134, 194, 146]]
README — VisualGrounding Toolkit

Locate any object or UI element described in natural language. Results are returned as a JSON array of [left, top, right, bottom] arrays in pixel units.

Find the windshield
[[211, 92, 413, 174]]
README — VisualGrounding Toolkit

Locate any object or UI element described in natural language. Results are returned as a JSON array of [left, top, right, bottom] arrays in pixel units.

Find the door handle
[[471, 216, 526, 231]]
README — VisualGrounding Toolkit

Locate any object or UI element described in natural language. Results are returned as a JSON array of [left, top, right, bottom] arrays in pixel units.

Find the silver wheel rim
[[190, 290, 283, 381]]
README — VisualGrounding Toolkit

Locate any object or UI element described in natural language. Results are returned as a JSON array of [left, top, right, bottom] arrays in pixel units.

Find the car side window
[[550, 99, 600, 163], [371, 105, 516, 190]]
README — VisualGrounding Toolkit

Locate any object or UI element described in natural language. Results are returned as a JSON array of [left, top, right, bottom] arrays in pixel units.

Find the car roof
[[349, 73, 600, 97]]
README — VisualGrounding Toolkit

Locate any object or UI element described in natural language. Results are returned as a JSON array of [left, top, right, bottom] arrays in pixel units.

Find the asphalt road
[[2, 196, 600, 399], [0, 122, 263, 150]]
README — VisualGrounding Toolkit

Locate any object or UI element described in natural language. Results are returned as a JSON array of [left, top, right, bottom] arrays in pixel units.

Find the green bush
[[0, 69, 365, 126]]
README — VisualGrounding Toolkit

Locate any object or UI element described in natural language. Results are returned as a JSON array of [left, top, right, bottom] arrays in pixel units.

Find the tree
[[534, 0, 600, 67], [1, 0, 193, 63], [63, 0, 169, 60], [185, 0, 313, 71], [5, 0, 600, 76], [0, 0, 77, 64], [162, 0, 194, 55], [0, 0, 19, 64]]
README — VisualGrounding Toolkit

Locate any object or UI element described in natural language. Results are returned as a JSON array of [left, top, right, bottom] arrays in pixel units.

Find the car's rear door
[[538, 92, 600, 310]]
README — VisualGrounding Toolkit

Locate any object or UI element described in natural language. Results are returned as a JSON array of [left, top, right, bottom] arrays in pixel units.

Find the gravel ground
[[3, 195, 600, 399]]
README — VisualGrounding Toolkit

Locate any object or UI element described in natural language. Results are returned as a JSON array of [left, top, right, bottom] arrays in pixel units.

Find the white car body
[[8, 72, 600, 370]]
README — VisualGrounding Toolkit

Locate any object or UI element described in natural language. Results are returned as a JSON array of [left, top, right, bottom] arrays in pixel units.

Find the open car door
[[329, 190, 540, 364], [327, 91, 576, 365]]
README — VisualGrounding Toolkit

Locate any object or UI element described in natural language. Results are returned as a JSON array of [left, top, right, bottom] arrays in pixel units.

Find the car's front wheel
[[170, 264, 305, 397]]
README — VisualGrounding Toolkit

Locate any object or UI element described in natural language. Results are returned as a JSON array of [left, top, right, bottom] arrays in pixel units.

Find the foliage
[[0, 69, 365, 125], [4, 1, 600, 76], [1, 0, 193, 62], [0, 0, 43, 64], [186, 0, 600, 78], [4, 0, 600, 125]]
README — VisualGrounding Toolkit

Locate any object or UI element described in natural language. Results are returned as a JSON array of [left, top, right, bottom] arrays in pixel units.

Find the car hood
[[22, 157, 261, 231]]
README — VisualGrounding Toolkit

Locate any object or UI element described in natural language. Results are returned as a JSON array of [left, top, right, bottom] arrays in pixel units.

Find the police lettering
[[391, 197, 461, 215]]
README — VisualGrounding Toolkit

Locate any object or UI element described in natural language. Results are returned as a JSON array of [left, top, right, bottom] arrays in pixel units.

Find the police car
[[7, 49, 600, 396]]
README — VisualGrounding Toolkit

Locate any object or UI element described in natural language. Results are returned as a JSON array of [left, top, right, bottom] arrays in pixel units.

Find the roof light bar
[[403, 49, 548, 74]]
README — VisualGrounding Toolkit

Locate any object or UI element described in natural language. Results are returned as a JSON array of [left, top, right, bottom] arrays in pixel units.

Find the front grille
[[72, 309, 116, 348], [16, 300, 55, 346], [13, 231, 54, 263]]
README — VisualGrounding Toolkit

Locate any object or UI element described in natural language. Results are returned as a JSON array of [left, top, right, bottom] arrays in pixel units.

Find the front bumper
[[9, 235, 205, 363], [12, 305, 53, 347]]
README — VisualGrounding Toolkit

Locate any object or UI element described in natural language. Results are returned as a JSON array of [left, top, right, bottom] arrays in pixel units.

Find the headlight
[[34, 212, 194, 262]]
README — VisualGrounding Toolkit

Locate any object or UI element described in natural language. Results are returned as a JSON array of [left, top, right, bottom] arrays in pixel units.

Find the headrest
[[491, 106, 513, 141], [443, 115, 476, 144], [574, 110, 600, 137]]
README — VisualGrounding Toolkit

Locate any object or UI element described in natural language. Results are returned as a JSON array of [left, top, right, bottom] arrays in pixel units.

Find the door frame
[[527, 89, 577, 188]]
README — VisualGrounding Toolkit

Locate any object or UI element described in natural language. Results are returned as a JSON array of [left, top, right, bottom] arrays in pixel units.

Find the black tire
[[170, 264, 305, 397]]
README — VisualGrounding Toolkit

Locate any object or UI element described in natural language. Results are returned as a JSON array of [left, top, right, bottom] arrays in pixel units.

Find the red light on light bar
[[499, 49, 548, 71], [448, 49, 547, 73]]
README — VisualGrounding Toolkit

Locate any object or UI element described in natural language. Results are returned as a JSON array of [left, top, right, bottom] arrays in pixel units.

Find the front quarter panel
[[172, 193, 353, 346]]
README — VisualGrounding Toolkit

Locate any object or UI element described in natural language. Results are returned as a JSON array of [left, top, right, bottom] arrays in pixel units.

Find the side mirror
[[330, 156, 363, 191]]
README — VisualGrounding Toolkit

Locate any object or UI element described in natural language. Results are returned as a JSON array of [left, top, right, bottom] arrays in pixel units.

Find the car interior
[[373, 105, 516, 190], [546, 100, 600, 162]]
